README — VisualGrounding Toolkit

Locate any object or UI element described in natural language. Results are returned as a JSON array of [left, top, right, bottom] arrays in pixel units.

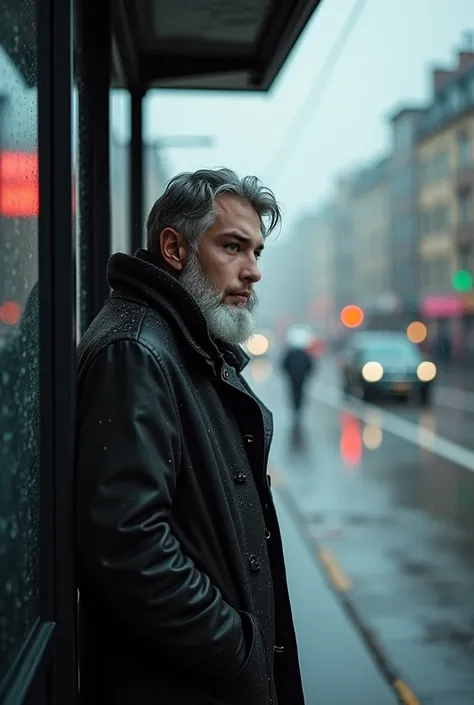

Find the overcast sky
[[112, 0, 474, 239]]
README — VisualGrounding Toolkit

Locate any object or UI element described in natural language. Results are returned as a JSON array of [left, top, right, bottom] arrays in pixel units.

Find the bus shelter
[[0, 1, 321, 703]]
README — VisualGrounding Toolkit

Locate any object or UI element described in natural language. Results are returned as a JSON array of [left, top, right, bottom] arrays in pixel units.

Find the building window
[[459, 189, 473, 224], [431, 102, 442, 126], [394, 117, 413, 151], [420, 210, 430, 236], [458, 131, 471, 169], [449, 85, 464, 113], [459, 246, 473, 272], [421, 258, 450, 292], [435, 151, 449, 180], [420, 205, 450, 236], [420, 151, 450, 185], [434, 204, 450, 231]]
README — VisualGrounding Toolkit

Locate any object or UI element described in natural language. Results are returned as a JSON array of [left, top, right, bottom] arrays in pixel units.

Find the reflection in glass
[[0, 0, 41, 684]]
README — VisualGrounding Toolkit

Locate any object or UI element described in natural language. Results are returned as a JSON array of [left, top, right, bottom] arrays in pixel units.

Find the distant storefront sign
[[420, 294, 464, 318]]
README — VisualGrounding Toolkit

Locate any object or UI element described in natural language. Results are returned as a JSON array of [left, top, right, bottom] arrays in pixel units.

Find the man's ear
[[160, 228, 188, 272]]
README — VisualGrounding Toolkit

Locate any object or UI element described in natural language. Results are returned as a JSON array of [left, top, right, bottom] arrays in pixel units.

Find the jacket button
[[249, 555, 261, 572], [264, 528, 271, 540], [222, 369, 230, 380], [234, 472, 247, 484], [243, 434, 254, 444], [274, 645, 285, 653]]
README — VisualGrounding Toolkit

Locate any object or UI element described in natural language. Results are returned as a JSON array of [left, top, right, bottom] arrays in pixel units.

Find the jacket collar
[[107, 249, 250, 373]]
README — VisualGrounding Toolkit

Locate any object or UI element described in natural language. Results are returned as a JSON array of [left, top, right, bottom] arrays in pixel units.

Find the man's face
[[180, 194, 264, 345], [196, 194, 263, 299]]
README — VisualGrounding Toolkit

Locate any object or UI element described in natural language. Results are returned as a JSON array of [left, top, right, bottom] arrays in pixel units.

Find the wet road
[[246, 357, 474, 705]]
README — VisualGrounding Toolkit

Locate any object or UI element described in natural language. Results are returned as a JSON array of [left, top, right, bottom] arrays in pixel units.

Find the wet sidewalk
[[436, 364, 474, 393], [273, 487, 398, 705]]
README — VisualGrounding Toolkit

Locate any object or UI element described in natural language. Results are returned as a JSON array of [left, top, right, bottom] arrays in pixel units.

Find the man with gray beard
[[75, 168, 305, 705]]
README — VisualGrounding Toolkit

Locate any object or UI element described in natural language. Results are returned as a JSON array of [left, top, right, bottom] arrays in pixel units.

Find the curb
[[273, 481, 420, 705]]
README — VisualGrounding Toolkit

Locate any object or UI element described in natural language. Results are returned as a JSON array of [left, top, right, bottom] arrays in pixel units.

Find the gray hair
[[146, 167, 281, 257]]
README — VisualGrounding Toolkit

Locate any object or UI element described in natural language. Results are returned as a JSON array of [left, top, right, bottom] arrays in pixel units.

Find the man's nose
[[241, 258, 262, 284]]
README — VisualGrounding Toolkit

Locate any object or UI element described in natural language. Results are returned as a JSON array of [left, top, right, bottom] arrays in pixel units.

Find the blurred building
[[307, 202, 334, 333], [331, 175, 357, 330], [416, 45, 474, 360], [255, 214, 317, 338], [387, 106, 426, 324], [292, 212, 320, 322], [351, 157, 392, 324]]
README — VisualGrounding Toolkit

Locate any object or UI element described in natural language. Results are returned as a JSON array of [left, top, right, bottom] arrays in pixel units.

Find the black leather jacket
[[75, 250, 305, 705]]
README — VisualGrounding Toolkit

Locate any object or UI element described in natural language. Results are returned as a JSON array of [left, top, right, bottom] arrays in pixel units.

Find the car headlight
[[417, 361, 436, 382], [361, 361, 384, 382]]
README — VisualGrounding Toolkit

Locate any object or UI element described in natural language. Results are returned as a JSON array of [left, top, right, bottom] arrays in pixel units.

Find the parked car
[[338, 331, 436, 405]]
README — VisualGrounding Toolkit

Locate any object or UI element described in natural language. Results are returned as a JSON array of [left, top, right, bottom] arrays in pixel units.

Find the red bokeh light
[[0, 301, 22, 326]]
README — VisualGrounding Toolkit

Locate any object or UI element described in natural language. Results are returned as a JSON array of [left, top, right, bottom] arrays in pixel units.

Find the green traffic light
[[452, 270, 473, 292]]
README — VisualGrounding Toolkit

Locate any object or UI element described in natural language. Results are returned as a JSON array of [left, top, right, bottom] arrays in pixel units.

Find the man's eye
[[255, 250, 263, 260], [224, 243, 239, 253]]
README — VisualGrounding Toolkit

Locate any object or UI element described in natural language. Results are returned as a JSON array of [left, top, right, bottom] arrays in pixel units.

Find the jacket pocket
[[205, 611, 271, 705]]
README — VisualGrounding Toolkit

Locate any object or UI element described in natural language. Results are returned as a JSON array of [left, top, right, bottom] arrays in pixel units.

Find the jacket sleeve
[[75, 339, 246, 680]]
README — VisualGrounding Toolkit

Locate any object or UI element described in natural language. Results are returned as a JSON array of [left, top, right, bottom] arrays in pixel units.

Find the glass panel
[[0, 0, 40, 686], [110, 89, 130, 254]]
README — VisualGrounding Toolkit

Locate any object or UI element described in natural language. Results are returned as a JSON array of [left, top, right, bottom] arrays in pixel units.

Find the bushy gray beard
[[180, 252, 258, 345]]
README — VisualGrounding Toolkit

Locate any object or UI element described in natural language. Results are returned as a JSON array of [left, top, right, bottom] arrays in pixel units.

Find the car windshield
[[363, 342, 420, 363]]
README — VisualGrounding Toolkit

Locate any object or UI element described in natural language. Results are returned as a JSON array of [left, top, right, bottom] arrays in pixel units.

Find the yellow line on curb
[[394, 680, 420, 705], [270, 469, 419, 705], [317, 546, 352, 592]]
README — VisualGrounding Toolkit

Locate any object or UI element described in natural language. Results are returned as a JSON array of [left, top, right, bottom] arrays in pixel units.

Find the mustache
[[224, 289, 258, 311]]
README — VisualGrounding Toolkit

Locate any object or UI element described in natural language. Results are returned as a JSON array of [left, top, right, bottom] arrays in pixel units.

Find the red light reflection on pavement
[[339, 412, 362, 468]]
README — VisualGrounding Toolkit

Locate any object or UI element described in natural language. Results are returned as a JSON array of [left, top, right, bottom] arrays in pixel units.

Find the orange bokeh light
[[340, 305, 364, 328], [406, 321, 427, 344]]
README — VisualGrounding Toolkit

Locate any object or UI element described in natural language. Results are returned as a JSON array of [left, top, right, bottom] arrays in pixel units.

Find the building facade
[[388, 107, 426, 324], [350, 158, 391, 323], [307, 202, 334, 334], [331, 175, 357, 332], [417, 49, 474, 359]]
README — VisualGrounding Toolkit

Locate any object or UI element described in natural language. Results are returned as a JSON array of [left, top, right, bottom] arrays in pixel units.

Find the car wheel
[[420, 387, 431, 406], [361, 386, 373, 403]]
